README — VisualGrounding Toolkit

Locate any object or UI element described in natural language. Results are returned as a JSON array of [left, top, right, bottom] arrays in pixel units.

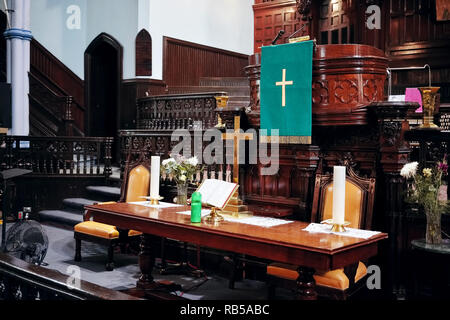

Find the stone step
[[38, 209, 83, 227], [62, 198, 98, 211], [86, 186, 121, 201]]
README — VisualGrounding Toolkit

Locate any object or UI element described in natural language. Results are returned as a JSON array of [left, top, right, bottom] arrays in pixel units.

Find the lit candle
[[150, 156, 160, 198], [332, 166, 346, 225]]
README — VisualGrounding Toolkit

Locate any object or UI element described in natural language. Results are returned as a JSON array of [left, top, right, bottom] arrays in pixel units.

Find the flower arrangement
[[401, 159, 448, 244], [161, 155, 199, 185]]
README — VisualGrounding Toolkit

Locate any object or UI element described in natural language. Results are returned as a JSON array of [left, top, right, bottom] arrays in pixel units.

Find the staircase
[[167, 77, 250, 109], [29, 39, 85, 136], [38, 167, 121, 228]]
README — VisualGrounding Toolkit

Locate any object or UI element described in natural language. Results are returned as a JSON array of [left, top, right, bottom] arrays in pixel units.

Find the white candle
[[332, 166, 346, 225], [150, 156, 160, 198]]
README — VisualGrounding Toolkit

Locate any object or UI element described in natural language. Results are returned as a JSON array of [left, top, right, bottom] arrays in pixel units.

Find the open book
[[195, 179, 239, 209]]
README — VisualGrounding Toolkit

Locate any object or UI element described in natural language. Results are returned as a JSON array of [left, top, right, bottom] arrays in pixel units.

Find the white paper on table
[[224, 216, 294, 228], [176, 210, 294, 228], [196, 179, 238, 209], [177, 209, 212, 218], [303, 223, 381, 239], [129, 201, 183, 209]]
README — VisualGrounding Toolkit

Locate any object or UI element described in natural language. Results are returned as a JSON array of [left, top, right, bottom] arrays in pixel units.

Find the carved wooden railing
[[119, 130, 231, 183], [0, 252, 139, 300], [136, 92, 226, 131], [0, 136, 113, 177]]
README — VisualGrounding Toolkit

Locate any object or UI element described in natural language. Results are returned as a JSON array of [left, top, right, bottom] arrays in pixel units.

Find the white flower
[[185, 156, 199, 167], [400, 162, 418, 179], [179, 175, 186, 182], [162, 158, 176, 166]]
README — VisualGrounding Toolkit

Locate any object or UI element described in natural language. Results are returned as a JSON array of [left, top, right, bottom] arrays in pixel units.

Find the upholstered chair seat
[[74, 160, 150, 271], [74, 221, 142, 239], [267, 261, 367, 291]]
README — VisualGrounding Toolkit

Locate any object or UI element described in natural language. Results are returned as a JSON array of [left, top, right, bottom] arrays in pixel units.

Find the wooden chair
[[266, 160, 376, 300], [74, 156, 149, 271]]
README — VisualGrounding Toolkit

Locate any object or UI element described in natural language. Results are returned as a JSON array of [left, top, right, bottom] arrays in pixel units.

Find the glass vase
[[425, 209, 442, 244], [176, 183, 188, 205]]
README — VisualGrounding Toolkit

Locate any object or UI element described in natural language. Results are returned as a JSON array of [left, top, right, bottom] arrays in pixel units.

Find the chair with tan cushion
[[266, 160, 376, 300], [74, 157, 150, 271]]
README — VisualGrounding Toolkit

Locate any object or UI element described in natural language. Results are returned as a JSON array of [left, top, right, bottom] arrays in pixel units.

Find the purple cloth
[[405, 88, 423, 113]]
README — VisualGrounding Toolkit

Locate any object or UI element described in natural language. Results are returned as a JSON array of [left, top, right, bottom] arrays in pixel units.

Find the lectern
[[0, 168, 32, 252]]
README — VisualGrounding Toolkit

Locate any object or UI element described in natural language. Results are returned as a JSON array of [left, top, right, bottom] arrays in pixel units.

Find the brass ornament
[[418, 87, 441, 130]]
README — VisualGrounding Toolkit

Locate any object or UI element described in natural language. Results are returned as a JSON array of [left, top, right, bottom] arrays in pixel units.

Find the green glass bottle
[[191, 192, 202, 223]]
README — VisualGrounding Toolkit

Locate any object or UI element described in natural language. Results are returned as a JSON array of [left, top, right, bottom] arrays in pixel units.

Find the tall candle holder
[[418, 87, 441, 130]]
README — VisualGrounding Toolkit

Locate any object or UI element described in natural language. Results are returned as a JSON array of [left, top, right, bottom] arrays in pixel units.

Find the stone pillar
[[4, 0, 32, 136]]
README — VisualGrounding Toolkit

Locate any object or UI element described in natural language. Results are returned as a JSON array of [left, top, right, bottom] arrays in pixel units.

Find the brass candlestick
[[418, 87, 441, 130], [321, 219, 350, 233], [214, 95, 229, 129], [215, 95, 229, 108], [203, 207, 224, 224], [145, 196, 163, 205]]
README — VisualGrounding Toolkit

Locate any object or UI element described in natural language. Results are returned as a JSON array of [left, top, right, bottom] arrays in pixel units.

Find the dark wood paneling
[[163, 37, 248, 87], [136, 29, 152, 77], [253, 0, 308, 52]]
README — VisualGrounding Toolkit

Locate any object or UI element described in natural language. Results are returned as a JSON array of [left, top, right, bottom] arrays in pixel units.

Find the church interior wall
[[25, 0, 254, 82]]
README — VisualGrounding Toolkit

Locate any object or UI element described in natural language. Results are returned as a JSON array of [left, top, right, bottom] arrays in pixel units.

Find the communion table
[[84, 202, 387, 300]]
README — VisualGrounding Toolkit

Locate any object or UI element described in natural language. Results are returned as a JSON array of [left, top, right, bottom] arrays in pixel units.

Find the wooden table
[[85, 202, 388, 300]]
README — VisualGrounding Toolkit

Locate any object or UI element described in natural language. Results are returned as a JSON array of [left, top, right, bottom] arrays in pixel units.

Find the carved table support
[[296, 266, 317, 300], [137, 234, 156, 289]]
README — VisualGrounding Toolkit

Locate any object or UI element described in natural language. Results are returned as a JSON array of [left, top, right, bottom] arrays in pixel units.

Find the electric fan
[[5, 220, 49, 265]]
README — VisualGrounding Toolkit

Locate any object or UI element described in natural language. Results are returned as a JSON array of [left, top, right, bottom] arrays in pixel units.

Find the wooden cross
[[276, 68, 294, 107], [222, 116, 254, 184]]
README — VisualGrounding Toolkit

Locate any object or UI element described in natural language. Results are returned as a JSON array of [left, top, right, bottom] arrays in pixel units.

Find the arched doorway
[[85, 33, 123, 139]]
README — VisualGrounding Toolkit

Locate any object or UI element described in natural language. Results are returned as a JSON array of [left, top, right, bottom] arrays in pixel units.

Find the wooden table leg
[[296, 266, 317, 300], [137, 234, 156, 289]]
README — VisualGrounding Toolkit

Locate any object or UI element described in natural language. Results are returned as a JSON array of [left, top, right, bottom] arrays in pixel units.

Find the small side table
[[410, 239, 450, 299]]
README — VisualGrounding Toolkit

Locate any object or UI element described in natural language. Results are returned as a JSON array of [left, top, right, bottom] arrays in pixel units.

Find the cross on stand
[[221, 116, 253, 216]]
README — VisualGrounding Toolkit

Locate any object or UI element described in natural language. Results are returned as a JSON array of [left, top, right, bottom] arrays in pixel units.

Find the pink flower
[[438, 162, 448, 174]]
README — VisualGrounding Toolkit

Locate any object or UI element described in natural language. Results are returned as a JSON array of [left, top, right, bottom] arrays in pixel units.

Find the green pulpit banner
[[260, 41, 313, 144]]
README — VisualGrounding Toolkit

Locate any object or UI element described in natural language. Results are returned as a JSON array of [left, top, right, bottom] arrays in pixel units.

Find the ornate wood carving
[[136, 92, 224, 131], [312, 44, 388, 126], [296, 0, 312, 15]]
